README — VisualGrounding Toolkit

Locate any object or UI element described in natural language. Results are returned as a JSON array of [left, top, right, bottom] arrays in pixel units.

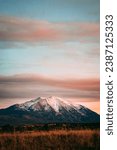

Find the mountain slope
[[0, 96, 100, 125]]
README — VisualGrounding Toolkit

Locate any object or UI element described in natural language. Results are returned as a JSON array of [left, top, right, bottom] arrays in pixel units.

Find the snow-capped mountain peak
[[6, 96, 97, 119], [0, 96, 100, 125], [18, 96, 74, 112]]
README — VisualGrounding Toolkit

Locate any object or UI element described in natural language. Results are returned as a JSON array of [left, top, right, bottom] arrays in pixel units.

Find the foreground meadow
[[0, 129, 100, 150]]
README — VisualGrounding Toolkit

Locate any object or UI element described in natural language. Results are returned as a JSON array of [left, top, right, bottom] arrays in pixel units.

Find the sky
[[0, 0, 100, 113]]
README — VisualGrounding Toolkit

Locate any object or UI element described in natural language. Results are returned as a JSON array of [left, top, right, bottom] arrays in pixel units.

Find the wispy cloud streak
[[0, 74, 99, 100], [0, 74, 99, 91], [0, 16, 99, 43]]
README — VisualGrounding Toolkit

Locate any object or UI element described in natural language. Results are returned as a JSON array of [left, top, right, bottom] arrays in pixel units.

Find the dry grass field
[[0, 129, 100, 150]]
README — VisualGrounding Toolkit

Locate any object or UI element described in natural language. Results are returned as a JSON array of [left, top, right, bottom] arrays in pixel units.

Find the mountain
[[0, 96, 100, 125]]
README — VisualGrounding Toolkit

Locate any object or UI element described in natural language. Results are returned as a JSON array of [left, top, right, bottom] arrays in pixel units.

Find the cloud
[[0, 16, 99, 43], [0, 74, 99, 91], [0, 74, 99, 100]]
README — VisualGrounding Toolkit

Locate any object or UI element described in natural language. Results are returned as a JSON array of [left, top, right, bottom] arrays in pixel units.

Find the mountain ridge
[[0, 96, 100, 125]]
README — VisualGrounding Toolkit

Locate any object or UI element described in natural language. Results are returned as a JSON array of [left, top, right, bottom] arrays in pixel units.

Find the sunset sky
[[0, 0, 100, 113]]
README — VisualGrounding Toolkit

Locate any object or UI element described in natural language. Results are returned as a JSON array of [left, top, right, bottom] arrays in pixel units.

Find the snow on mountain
[[18, 96, 83, 113]]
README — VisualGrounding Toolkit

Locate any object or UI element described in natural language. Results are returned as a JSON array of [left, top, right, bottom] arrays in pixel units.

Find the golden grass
[[0, 129, 100, 150]]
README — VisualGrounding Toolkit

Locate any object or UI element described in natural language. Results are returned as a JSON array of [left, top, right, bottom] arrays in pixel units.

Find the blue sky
[[0, 0, 99, 22]]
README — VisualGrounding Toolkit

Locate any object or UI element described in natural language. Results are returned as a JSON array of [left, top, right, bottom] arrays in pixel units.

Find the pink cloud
[[0, 74, 99, 91], [0, 16, 99, 42], [0, 73, 99, 102]]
